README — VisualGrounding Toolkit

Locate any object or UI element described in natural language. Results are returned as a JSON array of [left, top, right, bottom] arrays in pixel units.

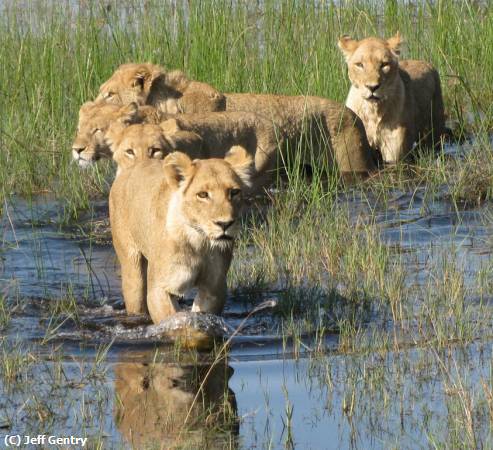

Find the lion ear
[[224, 145, 254, 187], [163, 151, 194, 188], [387, 32, 402, 56], [160, 118, 181, 135], [133, 64, 164, 94], [165, 70, 190, 92], [338, 35, 359, 60], [118, 102, 139, 124]]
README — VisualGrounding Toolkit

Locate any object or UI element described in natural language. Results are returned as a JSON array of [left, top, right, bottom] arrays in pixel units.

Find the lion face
[[164, 147, 253, 247], [338, 33, 402, 103], [107, 123, 172, 172], [72, 101, 139, 167], [96, 63, 165, 106]]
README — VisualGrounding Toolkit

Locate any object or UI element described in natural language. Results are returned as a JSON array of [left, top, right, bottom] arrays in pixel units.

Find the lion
[[105, 122, 201, 175], [92, 63, 376, 176], [73, 103, 282, 190], [106, 123, 173, 176], [149, 104, 376, 185], [224, 93, 378, 175], [71, 101, 142, 167], [72, 101, 276, 189], [71, 100, 202, 167], [338, 32, 446, 163], [96, 63, 225, 113], [75, 98, 374, 187], [109, 147, 253, 324]]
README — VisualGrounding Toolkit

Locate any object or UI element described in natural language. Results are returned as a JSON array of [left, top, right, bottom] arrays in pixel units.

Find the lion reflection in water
[[114, 354, 238, 449]]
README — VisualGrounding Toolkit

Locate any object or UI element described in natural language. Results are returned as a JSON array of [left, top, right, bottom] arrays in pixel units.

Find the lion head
[[72, 101, 140, 167], [338, 32, 402, 103], [96, 63, 225, 113], [106, 122, 174, 172], [163, 146, 253, 248], [97, 63, 167, 106], [106, 120, 204, 173]]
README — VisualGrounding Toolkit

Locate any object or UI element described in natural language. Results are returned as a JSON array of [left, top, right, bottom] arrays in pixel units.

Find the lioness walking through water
[[109, 147, 253, 324]]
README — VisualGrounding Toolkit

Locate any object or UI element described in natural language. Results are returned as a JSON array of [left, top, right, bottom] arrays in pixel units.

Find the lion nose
[[72, 146, 85, 155], [215, 220, 234, 231], [366, 83, 380, 92]]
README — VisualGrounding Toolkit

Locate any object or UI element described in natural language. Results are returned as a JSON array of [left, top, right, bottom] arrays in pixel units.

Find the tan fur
[[106, 122, 201, 176], [92, 63, 375, 176], [73, 101, 277, 190], [96, 63, 225, 113], [224, 93, 378, 175], [109, 148, 253, 324], [72, 101, 142, 167], [71, 101, 201, 166], [338, 33, 446, 163], [114, 356, 236, 448], [158, 111, 281, 190]]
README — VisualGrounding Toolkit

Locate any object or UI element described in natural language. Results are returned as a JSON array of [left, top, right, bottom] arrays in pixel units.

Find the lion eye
[[125, 149, 135, 157], [104, 92, 114, 99], [197, 191, 209, 199], [355, 62, 364, 69], [230, 188, 241, 198], [92, 128, 102, 135]]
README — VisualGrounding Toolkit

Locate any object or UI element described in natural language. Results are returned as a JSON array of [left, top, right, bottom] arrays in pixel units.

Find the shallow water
[[2, 147, 493, 448]]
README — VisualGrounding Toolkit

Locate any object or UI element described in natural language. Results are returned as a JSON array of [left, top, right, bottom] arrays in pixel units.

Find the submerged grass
[[231, 161, 493, 353]]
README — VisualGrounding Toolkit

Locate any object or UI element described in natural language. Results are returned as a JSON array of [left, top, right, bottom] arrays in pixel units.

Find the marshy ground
[[2, 1, 493, 449]]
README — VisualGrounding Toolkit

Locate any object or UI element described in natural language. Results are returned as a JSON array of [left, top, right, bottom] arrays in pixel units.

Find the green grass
[[3, 1, 493, 448], [1, 0, 493, 211]]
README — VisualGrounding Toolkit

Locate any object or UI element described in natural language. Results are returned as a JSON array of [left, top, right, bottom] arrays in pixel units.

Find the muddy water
[[2, 158, 493, 448]]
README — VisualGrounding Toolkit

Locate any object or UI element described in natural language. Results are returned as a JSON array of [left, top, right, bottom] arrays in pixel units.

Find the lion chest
[[163, 263, 199, 296], [346, 89, 379, 147], [363, 114, 380, 149], [347, 91, 410, 163], [377, 127, 408, 163], [158, 250, 204, 296]]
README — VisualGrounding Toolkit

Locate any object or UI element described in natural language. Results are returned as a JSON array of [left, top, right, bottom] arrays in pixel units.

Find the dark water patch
[[1, 197, 120, 301], [4, 339, 488, 450], [4, 149, 493, 447]]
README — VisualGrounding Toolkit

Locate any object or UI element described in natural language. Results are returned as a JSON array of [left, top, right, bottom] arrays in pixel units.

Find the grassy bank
[[229, 156, 493, 350], [0, 0, 493, 210]]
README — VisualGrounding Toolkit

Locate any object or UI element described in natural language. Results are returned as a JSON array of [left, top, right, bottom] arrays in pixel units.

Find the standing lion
[[224, 93, 378, 176], [109, 148, 253, 324], [338, 32, 446, 163]]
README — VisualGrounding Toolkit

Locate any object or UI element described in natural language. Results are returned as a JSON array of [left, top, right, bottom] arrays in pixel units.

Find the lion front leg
[[192, 270, 228, 315], [147, 289, 180, 324], [379, 126, 413, 163], [192, 251, 231, 315], [120, 254, 148, 315], [146, 264, 180, 324]]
